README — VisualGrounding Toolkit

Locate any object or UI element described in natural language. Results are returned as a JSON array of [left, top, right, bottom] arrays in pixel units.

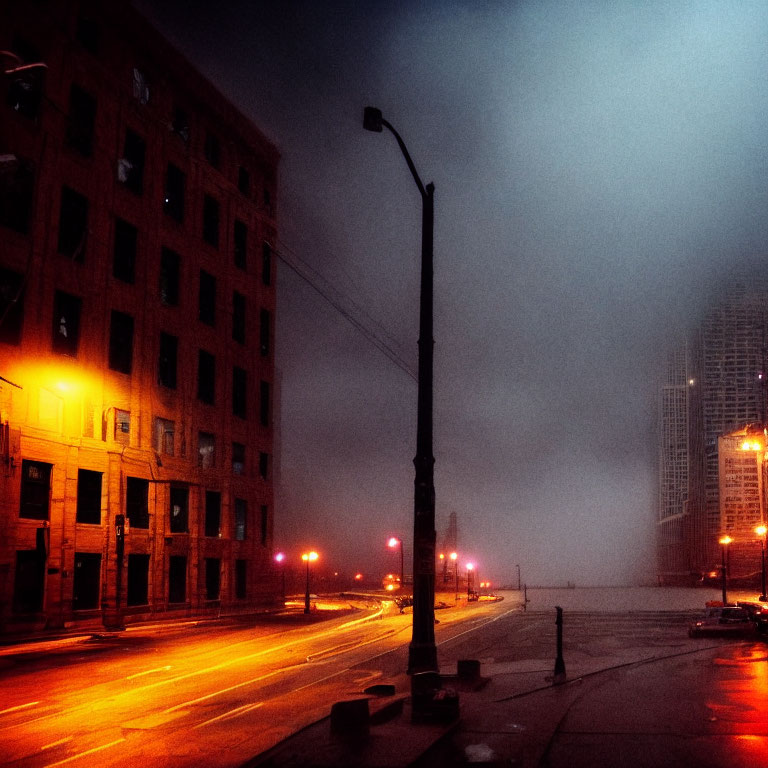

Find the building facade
[[657, 277, 768, 584], [0, 0, 280, 633]]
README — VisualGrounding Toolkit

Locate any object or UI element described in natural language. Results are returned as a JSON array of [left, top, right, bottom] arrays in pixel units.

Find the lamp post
[[466, 563, 474, 600], [450, 551, 458, 602], [302, 551, 318, 614], [274, 552, 286, 604], [719, 536, 732, 605], [388, 536, 404, 591], [364, 107, 437, 680], [756, 525, 767, 602], [516, 563, 521, 591]]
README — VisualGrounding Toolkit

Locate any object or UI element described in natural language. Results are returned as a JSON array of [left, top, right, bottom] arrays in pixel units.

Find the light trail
[[42, 737, 125, 768], [0, 701, 40, 716], [193, 701, 264, 729], [126, 665, 172, 680]]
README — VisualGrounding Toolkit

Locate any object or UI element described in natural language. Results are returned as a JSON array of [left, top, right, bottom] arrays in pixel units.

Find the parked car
[[688, 606, 756, 638], [735, 601, 768, 634]]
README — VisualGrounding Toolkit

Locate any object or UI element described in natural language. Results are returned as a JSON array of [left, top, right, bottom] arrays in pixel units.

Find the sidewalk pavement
[[248, 634, 768, 768]]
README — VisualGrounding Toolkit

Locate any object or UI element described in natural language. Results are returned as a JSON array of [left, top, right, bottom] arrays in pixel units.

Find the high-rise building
[[0, 0, 279, 633], [657, 277, 768, 583]]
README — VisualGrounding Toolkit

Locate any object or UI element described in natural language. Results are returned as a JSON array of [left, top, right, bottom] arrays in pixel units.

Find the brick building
[[0, 0, 280, 632]]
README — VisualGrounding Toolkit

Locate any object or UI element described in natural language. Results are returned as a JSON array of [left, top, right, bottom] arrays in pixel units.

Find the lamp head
[[363, 106, 383, 132]]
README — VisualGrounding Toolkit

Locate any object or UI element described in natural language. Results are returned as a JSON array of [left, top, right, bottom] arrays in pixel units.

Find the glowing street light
[[302, 551, 318, 614], [756, 525, 767, 602], [388, 536, 404, 590], [274, 552, 286, 604], [466, 562, 474, 600], [450, 552, 458, 601], [719, 535, 732, 605]]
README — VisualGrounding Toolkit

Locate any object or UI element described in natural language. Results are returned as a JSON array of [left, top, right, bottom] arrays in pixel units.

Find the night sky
[[136, 1, 768, 586]]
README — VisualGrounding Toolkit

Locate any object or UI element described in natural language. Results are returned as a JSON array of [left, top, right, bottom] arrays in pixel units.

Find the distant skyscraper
[[657, 276, 768, 583]]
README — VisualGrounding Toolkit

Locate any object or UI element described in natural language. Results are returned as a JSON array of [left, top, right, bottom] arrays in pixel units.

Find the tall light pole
[[719, 536, 732, 605], [302, 551, 318, 614], [466, 563, 474, 600], [756, 525, 767, 601], [388, 536, 404, 590], [364, 107, 437, 680], [450, 551, 458, 602], [275, 552, 286, 604], [516, 563, 521, 591]]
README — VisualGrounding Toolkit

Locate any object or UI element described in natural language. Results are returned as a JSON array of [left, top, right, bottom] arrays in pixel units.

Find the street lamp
[[274, 552, 286, 604], [302, 551, 318, 614], [719, 536, 732, 605], [388, 536, 404, 591], [466, 563, 474, 600], [450, 551, 458, 602], [364, 107, 437, 681], [438, 552, 446, 584], [756, 525, 767, 602], [516, 563, 521, 591]]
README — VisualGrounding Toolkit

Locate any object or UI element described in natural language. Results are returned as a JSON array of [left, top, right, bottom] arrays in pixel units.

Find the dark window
[[260, 380, 270, 427], [66, 84, 96, 156], [57, 186, 88, 261], [233, 367, 247, 419], [76, 15, 100, 54], [0, 156, 34, 233], [20, 460, 52, 520], [132, 68, 150, 105], [13, 551, 45, 613], [164, 164, 185, 222], [203, 195, 219, 247], [232, 442, 245, 475], [118, 129, 145, 195], [158, 333, 178, 389], [73, 552, 101, 610], [155, 417, 175, 456], [261, 505, 268, 546], [127, 554, 150, 606], [160, 247, 180, 305], [198, 431, 215, 469], [108, 310, 134, 374], [126, 477, 149, 529], [205, 490, 221, 537], [237, 166, 250, 197], [234, 220, 247, 270], [199, 270, 216, 326], [262, 242, 272, 286], [171, 106, 189, 142], [259, 452, 269, 480], [205, 558, 220, 600], [169, 486, 188, 533], [113, 218, 137, 283], [198, 350, 215, 404], [235, 559, 247, 599], [0, 267, 24, 345], [5, 39, 44, 119], [168, 555, 187, 603], [234, 498, 247, 541], [76, 469, 102, 524], [52, 291, 81, 356], [260, 309, 270, 356], [204, 132, 221, 168], [233, 292, 245, 344]]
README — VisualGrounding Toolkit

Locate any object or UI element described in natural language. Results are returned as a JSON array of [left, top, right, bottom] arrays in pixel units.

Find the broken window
[[5, 39, 45, 119], [75, 15, 100, 54], [57, 186, 88, 261], [114, 410, 131, 443], [108, 310, 134, 374], [160, 247, 180, 306], [169, 486, 188, 533], [158, 332, 178, 389], [0, 267, 24, 345], [0, 155, 34, 234], [132, 68, 150, 104], [117, 129, 145, 195], [168, 556, 187, 603], [197, 350, 215, 404], [260, 380, 270, 427], [259, 452, 269, 480], [113, 217, 137, 283], [72, 552, 101, 610], [202, 194, 219, 247], [198, 431, 215, 469], [237, 166, 250, 197], [199, 270, 216, 326], [205, 558, 221, 600], [66, 84, 96, 156], [126, 554, 150, 606], [13, 551, 45, 613], [204, 132, 220, 168], [52, 290, 81, 356], [164, 164, 185, 222], [171, 106, 189, 142]]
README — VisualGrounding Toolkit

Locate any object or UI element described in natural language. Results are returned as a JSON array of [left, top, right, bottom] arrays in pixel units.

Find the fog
[[138, 0, 768, 586]]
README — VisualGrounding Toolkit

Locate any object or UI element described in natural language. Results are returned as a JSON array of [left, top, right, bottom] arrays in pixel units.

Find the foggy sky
[[138, 0, 768, 586]]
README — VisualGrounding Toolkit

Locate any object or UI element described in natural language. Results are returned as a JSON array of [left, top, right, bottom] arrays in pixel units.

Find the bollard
[[553, 606, 566, 685], [457, 659, 481, 681], [330, 698, 370, 742]]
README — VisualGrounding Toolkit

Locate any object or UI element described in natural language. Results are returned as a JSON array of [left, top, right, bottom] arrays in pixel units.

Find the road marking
[[41, 737, 73, 751], [0, 701, 40, 716], [43, 738, 126, 767], [193, 701, 264, 728], [126, 665, 172, 680], [163, 669, 285, 713]]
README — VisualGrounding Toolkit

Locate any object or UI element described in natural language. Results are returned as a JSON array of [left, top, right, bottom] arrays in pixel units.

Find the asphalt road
[[0, 595, 514, 768]]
